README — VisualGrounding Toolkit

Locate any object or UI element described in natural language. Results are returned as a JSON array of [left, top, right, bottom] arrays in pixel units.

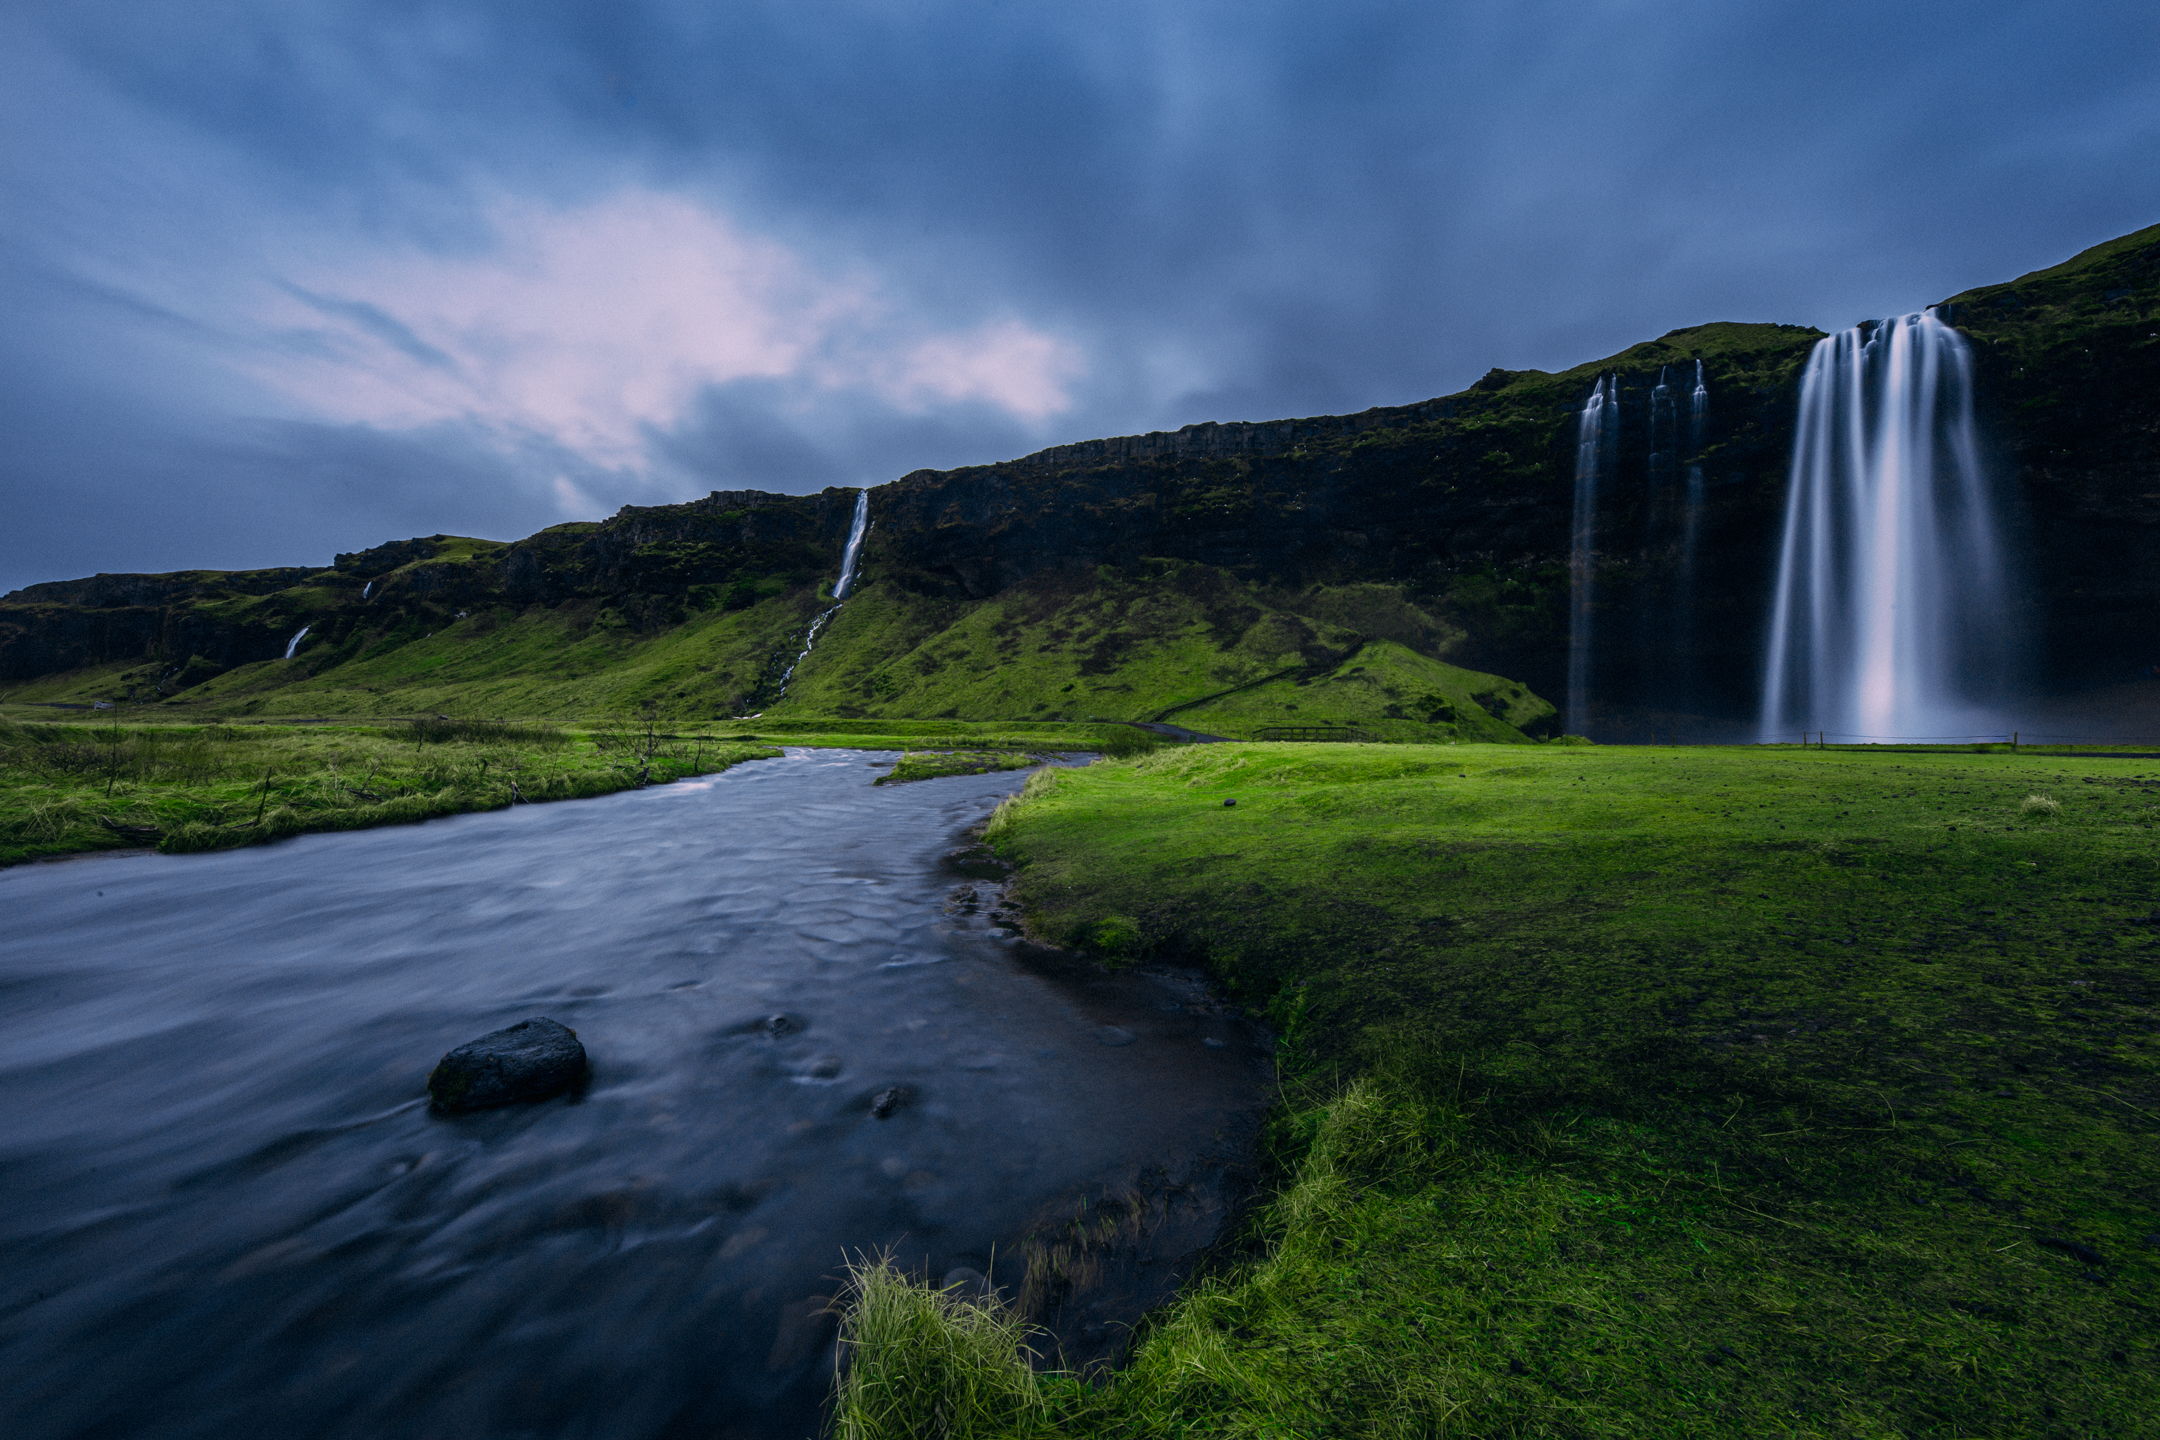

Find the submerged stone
[[428, 1017, 587, 1111]]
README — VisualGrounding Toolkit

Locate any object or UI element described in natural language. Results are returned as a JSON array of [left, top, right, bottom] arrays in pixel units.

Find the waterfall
[[1566, 376, 1616, 735], [1671, 360, 1710, 711], [1645, 366, 1677, 534], [361, 581, 375, 600], [1759, 311, 2008, 741], [774, 489, 873, 698], [1682, 360, 1709, 576], [831, 488, 871, 600], [283, 625, 311, 660]]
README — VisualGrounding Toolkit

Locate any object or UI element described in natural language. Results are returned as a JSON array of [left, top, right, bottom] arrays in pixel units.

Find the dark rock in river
[[428, 1017, 588, 1111], [869, 1085, 908, 1119]]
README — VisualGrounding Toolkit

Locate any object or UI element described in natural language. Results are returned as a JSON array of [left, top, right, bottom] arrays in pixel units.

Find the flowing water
[[1567, 375, 1616, 734], [776, 491, 873, 700], [1759, 311, 2011, 741], [830, 491, 871, 603], [0, 751, 1271, 1439], [284, 624, 311, 660], [1673, 361, 1711, 712]]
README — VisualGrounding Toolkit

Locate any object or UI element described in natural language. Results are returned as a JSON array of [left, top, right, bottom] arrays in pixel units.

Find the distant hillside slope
[[5, 222, 2155, 729]]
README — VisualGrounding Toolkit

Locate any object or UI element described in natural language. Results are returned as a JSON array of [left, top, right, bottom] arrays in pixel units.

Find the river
[[0, 749, 1271, 1439]]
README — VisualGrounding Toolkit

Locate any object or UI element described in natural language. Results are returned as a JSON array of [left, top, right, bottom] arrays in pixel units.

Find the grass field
[[837, 741, 2160, 1437], [0, 717, 779, 865]]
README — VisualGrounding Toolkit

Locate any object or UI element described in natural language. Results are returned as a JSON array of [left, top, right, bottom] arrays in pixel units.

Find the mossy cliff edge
[[5, 223, 2155, 729]]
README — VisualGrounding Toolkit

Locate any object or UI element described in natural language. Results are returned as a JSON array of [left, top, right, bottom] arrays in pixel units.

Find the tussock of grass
[[876, 751, 1044, 785], [832, 1254, 1047, 1440], [2022, 792, 2063, 815]]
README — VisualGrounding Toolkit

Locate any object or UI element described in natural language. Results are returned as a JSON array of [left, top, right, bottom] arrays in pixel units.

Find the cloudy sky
[[3, 1, 2156, 592]]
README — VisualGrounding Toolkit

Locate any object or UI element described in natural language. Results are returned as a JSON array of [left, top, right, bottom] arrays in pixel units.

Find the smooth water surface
[[0, 750, 1271, 1440]]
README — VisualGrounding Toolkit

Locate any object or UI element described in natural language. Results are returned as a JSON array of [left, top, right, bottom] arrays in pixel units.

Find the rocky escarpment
[[1937, 227, 2160, 687], [0, 493, 863, 695], [867, 322, 1825, 721], [6, 223, 2156, 721]]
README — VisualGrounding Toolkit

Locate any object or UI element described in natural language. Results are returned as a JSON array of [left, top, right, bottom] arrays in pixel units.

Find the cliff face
[[862, 224, 2160, 720], [0, 495, 863, 696], [867, 321, 1824, 722], [5, 224, 2155, 721], [1937, 228, 2160, 687]]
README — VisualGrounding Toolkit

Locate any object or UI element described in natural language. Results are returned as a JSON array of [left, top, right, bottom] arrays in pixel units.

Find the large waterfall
[[1759, 311, 2009, 741], [1566, 376, 1617, 734], [775, 489, 872, 698]]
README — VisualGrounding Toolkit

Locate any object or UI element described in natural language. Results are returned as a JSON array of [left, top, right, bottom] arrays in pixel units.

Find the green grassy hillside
[[6, 560, 1557, 742], [781, 563, 1555, 740]]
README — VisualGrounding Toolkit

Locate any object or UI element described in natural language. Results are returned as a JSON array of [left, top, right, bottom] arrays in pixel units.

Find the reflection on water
[[0, 749, 1270, 1440]]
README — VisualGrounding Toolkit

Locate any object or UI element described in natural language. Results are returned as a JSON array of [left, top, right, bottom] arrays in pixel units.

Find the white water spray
[[361, 581, 375, 600], [1566, 376, 1617, 734], [1759, 312, 2008, 741], [283, 625, 311, 660], [774, 490, 872, 697]]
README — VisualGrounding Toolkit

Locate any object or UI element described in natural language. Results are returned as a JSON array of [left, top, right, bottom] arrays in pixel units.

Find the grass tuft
[[832, 1253, 1048, 1440]]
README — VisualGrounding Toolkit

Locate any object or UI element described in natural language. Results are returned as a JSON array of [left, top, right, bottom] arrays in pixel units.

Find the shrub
[[1094, 727, 1163, 758]]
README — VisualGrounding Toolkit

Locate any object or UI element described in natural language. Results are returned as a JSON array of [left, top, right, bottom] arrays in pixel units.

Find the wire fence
[[1769, 730, 2160, 753]]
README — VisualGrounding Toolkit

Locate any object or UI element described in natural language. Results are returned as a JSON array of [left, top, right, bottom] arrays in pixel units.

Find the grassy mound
[[838, 742, 2160, 1436], [875, 750, 1044, 785], [781, 566, 1554, 741]]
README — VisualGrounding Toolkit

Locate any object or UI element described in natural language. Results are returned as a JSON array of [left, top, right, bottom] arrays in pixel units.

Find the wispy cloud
[[248, 189, 1086, 470]]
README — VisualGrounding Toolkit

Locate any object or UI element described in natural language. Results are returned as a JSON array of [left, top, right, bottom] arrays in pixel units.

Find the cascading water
[[1669, 360, 1711, 711], [1682, 360, 1709, 578], [1566, 376, 1617, 735], [361, 581, 375, 600], [1759, 311, 2009, 741], [283, 625, 310, 660], [774, 489, 872, 698], [1645, 366, 1677, 533], [831, 487, 871, 601]]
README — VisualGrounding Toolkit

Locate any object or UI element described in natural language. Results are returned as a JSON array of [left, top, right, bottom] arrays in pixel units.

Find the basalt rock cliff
[[4, 223, 2156, 728]]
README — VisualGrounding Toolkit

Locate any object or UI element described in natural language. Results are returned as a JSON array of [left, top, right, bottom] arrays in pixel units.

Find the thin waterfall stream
[[1566, 376, 1616, 735], [774, 489, 872, 700]]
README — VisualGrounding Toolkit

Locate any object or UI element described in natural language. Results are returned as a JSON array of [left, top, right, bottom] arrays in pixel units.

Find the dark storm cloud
[[2, 0, 2157, 591]]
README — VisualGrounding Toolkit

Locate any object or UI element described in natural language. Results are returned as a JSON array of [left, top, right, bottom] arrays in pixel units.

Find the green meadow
[[0, 713, 1170, 866], [0, 717, 778, 865], [836, 741, 2160, 1438]]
